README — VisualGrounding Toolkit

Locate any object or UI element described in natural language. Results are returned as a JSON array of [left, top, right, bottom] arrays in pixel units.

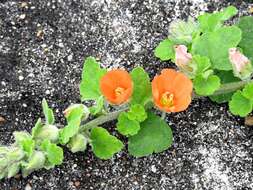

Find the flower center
[[161, 92, 174, 107], [115, 87, 125, 97]]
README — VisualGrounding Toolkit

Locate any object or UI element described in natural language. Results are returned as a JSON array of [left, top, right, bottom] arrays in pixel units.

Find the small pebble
[[19, 14, 26, 20], [25, 183, 32, 190], [0, 116, 6, 123], [74, 181, 80, 187]]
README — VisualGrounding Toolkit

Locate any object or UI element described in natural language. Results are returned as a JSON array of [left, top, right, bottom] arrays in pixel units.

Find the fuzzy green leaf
[[198, 6, 238, 32], [169, 17, 200, 44], [194, 75, 221, 96], [40, 140, 63, 166], [229, 91, 253, 117], [127, 104, 147, 122], [42, 99, 55, 125], [67, 134, 88, 153], [238, 16, 253, 61], [21, 151, 46, 177], [155, 39, 175, 61], [117, 112, 140, 136], [192, 26, 242, 70], [90, 127, 123, 159], [14, 132, 35, 157], [80, 57, 106, 101], [242, 83, 253, 100], [59, 104, 87, 145], [128, 112, 173, 157], [130, 67, 152, 106], [7, 163, 20, 178]]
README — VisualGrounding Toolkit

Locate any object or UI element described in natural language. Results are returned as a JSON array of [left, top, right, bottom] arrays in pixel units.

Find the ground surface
[[0, 0, 253, 189]]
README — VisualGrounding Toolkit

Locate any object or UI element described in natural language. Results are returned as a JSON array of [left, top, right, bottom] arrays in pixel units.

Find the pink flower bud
[[229, 48, 250, 72], [175, 45, 192, 68], [229, 48, 253, 80]]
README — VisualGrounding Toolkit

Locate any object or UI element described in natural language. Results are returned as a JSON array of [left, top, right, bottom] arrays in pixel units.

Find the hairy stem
[[80, 107, 128, 131], [80, 79, 253, 131], [211, 80, 252, 96]]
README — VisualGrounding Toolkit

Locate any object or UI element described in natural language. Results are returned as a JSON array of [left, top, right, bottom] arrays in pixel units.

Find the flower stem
[[161, 112, 166, 119], [80, 107, 128, 132], [80, 79, 253, 131], [212, 80, 252, 96]]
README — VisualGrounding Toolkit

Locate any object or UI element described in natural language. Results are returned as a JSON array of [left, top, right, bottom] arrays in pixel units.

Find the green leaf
[[117, 112, 140, 136], [67, 134, 88, 153], [59, 104, 87, 145], [238, 16, 253, 61], [198, 6, 238, 32], [194, 74, 221, 96], [21, 151, 46, 177], [192, 55, 211, 75], [155, 39, 175, 61], [242, 83, 253, 100], [14, 132, 35, 157], [42, 99, 55, 125], [32, 124, 59, 143], [89, 96, 104, 115], [7, 163, 20, 178], [40, 140, 63, 166], [127, 104, 147, 122], [130, 67, 152, 106], [192, 26, 242, 70], [209, 71, 240, 103], [80, 57, 107, 101], [229, 91, 253, 117], [90, 127, 123, 159], [169, 17, 200, 44], [128, 112, 173, 157], [59, 119, 81, 145]]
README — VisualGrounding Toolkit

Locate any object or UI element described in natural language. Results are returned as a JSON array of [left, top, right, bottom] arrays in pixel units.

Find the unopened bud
[[229, 48, 253, 80]]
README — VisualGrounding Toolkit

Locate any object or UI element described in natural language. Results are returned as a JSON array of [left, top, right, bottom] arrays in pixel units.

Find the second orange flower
[[152, 69, 193, 113]]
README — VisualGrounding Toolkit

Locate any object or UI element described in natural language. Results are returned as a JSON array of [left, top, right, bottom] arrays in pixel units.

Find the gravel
[[0, 0, 253, 189]]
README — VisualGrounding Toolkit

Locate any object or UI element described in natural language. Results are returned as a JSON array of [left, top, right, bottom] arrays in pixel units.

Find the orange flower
[[100, 69, 133, 105], [152, 69, 193, 112]]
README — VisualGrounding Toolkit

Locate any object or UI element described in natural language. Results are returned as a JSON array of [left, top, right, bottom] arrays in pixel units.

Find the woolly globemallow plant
[[100, 69, 133, 105], [152, 69, 193, 113]]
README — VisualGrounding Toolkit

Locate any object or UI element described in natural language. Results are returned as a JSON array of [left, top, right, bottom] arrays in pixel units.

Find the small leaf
[[7, 163, 20, 178], [128, 112, 173, 157], [154, 39, 175, 61], [242, 82, 253, 100], [42, 99, 55, 125], [130, 67, 152, 106], [198, 6, 238, 32], [80, 57, 106, 101], [89, 96, 104, 115], [21, 151, 46, 177], [192, 26, 242, 70], [14, 132, 35, 157], [64, 104, 90, 122], [194, 75, 221, 96], [59, 104, 86, 145], [117, 112, 140, 136], [67, 134, 88, 153], [90, 127, 123, 159], [127, 104, 147, 122], [32, 124, 59, 143], [229, 91, 253, 117], [169, 17, 200, 44], [40, 140, 63, 166]]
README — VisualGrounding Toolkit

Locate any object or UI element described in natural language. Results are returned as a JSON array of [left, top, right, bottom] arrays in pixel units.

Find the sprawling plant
[[1, 6, 253, 179]]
